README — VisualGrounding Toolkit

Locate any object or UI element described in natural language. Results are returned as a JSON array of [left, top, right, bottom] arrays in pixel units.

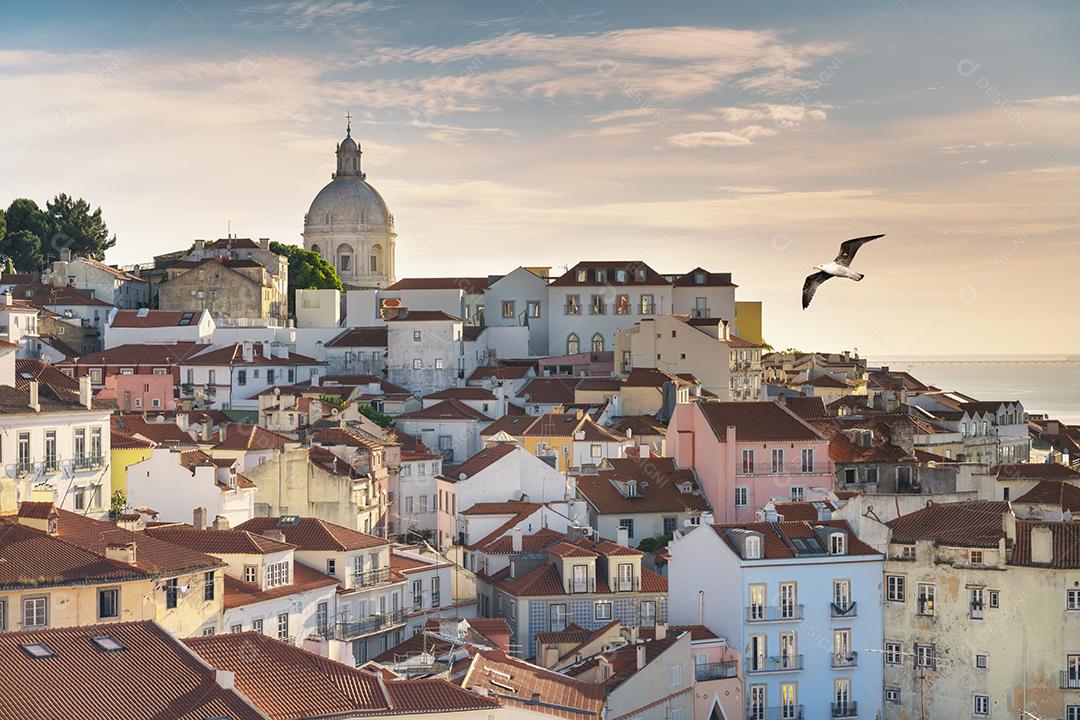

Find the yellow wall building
[[734, 300, 763, 345], [109, 434, 155, 497]]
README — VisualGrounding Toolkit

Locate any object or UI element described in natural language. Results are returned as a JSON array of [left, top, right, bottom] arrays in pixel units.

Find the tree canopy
[[1, 195, 117, 272], [269, 241, 342, 317]]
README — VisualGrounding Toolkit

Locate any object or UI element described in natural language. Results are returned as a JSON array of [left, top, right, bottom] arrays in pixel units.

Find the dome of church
[[306, 176, 392, 230]]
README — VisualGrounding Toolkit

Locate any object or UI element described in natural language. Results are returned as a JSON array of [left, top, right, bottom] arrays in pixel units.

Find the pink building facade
[[98, 372, 176, 412], [669, 402, 833, 523]]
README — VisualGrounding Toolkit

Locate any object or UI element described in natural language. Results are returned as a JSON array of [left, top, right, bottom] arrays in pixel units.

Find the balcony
[[352, 567, 391, 588], [746, 705, 803, 720], [15, 461, 34, 476], [568, 577, 596, 594], [695, 661, 738, 682], [691, 307, 711, 318], [1061, 671, 1080, 690], [431, 592, 441, 607], [970, 604, 984, 620], [589, 304, 606, 315], [614, 576, 641, 593], [640, 303, 656, 315], [831, 651, 858, 668], [745, 604, 804, 623], [831, 701, 858, 718], [746, 654, 803, 674], [72, 454, 104, 471], [830, 601, 857, 618], [330, 609, 406, 640], [564, 304, 582, 316], [412, 596, 423, 611]]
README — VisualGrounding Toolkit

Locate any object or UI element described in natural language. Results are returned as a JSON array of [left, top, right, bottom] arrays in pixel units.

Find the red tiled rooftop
[[696, 401, 825, 443], [237, 517, 388, 551]]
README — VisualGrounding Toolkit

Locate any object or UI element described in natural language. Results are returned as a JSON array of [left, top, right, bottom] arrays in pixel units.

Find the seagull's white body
[[815, 261, 863, 281]]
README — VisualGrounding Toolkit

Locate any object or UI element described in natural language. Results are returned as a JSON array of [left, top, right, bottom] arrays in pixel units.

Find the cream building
[[303, 121, 396, 289]]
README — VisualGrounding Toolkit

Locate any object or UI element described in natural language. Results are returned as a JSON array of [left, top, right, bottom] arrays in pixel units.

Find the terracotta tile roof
[[206, 236, 261, 249], [383, 310, 461, 322], [385, 676, 502, 713], [575, 378, 621, 392], [477, 527, 566, 555], [385, 277, 490, 294], [9, 282, 114, 308], [109, 431, 155, 450], [989, 463, 1080, 482], [783, 396, 828, 420], [549, 261, 667, 288], [237, 516, 388, 551], [610, 415, 666, 437], [576, 457, 709, 515], [398, 399, 492, 422], [886, 501, 1010, 548], [1010, 521, 1080, 569], [547, 541, 600, 558], [773, 501, 833, 522], [213, 423, 292, 451], [805, 374, 848, 388], [465, 503, 547, 551], [186, 343, 322, 367], [519, 412, 594, 438], [535, 624, 593, 646], [462, 648, 606, 719], [469, 365, 533, 382], [16, 501, 54, 519], [669, 624, 718, 640], [111, 415, 196, 446], [445, 443, 517, 479], [0, 382, 104, 413], [326, 326, 388, 348], [724, 334, 760, 348], [696, 401, 825, 442], [222, 563, 339, 609], [484, 562, 665, 597], [0, 520, 150, 589], [424, 387, 496, 401], [14, 358, 80, 394], [312, 425, 384, 451], [671, 267, 736, 287], [51, 508, 224, 575], [520, 377, 580, 405], [307, 446, 359, 476], [0, 621, 263, 720], [109, 310, 203, 328], [462, 501, 542, 517], [827, 430, 915, 464], [622, 367, 691, 388], [712, 519, 880, 559], [1013, 481, 1080, 511], [390, 552, 450, 574], [392, 429, 441, 461], [481, 414, 540, 437], [867, 369, 930, 392], [143, 526, 295, 555]]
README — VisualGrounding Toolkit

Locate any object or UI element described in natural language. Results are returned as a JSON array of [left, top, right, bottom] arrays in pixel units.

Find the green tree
[[269, 241, 342, 317], [2, 198, 48, 271], [358, 403, 395, 429], [0, 207, 6, 245], [45, 193, 117, 263]]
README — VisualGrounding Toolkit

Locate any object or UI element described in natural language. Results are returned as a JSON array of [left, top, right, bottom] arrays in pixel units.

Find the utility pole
[[865, 647, 932, 720]]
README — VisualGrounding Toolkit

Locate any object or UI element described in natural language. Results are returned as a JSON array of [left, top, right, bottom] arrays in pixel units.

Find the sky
[[0, 0, 1077, 356]]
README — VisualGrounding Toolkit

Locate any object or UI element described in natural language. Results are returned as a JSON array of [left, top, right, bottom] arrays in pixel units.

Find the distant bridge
[[881, 358, 1080, 366]]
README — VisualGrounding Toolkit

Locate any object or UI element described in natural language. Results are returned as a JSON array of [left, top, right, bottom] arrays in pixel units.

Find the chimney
[[212, 515, 230, 531], [262, 529, 287, 543], [1030, 525, 1053, 565], [1, 291, 11, 306], [617, 525, 629, 548], [215, 670, 236, 690], [260, 340, 272, 361], [105, 542, 138, 565], [310, 373, 320, 387], [655, 624, 667, 640], [194, 239, 206, 252], [28, 381, 40, 412], [242, 341, 254, 363], [79, 375, 92, 409], [1047, 420, 1061, 435], [635, 644, 647, 670], [193, 506, 207, 530], [259, 237, 270, 251], [512, 527, 523, 553]]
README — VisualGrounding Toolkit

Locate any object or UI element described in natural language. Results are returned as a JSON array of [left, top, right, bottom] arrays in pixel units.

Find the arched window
[[310, 244, 320, 256], [567, 334, 580, 355], [370, 244, 382, 274], [591, 333, 604, 352]]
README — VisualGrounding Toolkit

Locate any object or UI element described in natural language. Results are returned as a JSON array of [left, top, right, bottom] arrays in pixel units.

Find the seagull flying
[[802, 234, 885, 309]]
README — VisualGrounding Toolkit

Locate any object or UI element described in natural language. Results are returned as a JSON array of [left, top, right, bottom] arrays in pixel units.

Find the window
[[266, 562, 290, 589], [900, 545, 916, 560], [886, 575, 905, 602], [866, 467, 878, 484], [24, 598, 48, 628], [640, 600, 656, 626], [594, 601, 612, 621], [524, 300, 541, 318], [44, 431, 57, 471], [567, 334, 580, 355], [266, 369, 277, 385], [590, 294, 605, 315], [412, 579, 423, 609], [843, 467, 856, 485], [370, 254, 378, 272], [989, 590, 999, 608], [435, 358, 444, 370], [885, 688, 900, 703], [663, 516, 677, 535], [549, 603, 567, 632], [800, 447, 814, 472], [917, 583, 935, 616], [884, 642, 902, 664], [230, 624, 242, 633], [277, 612, 289, 641], [327, 559, 336, 575], [970, 550, 983, 564], [591, 334, 604, 352], [16, 432, 30, 473], [566, 294, 581, 315], [203, 571, 215, 601], [98, 588, 119, 619], [771, 448, 784, 473], [244, 565, 257, 584], [640, 294, 655, 315], [1068, 589, 1080, 611], [208, 369, 216, 385], [915, 643, 936, 669], [830, 533, 846, 555], [252, 618, 264, 634], [974, 653, 988, 669], [744, 536, 761, 559], [413, 330, 422, 342], [201, 626, 215, 636], [502, 301, 515, 318], [165, 579, 178, 609], [237, 369, 247, 385], [615, 294, 630, 315], [790, 486, 805, 502], [618, 518, 634, 540], [1069, 707, 1080, 720], [412, 359, 422, 370], [734, 486, 748, 507], [973, 695, 989, 715], [669, 665, 682, 687]]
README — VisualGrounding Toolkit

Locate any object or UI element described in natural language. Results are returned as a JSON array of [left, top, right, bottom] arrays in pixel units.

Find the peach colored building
[[97, 372, 175, 412], [669, 402, 833, 522], [675, 625, 744, 720]]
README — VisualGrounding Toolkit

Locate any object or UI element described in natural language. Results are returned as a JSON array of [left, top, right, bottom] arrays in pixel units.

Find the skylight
[[277, 515, 301, 527], [91, 635, 125, 652], [19, 643, 54, 659]]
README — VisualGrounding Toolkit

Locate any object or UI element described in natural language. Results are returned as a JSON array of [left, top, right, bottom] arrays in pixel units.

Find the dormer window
[[615, 269, 627, 283], [694, 272, 706, 284], [830, 533, 847, 555], [745, 535, 762, 559], [626, 480, 639, 497], [576, 270, 587, 282]]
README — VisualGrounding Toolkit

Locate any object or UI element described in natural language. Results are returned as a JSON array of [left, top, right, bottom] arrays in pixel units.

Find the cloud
[[1020, 94, 1080, 107], [935, 140, 1033, 155], [235, 1, 387, 31], [587, 107, 663, 124], [715, 102, 829, 128], [666, 125, 776, 148]]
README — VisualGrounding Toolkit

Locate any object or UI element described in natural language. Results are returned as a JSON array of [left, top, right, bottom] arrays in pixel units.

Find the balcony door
[[779, 582, 797, 619], [780, 633, 797, 668], [1069, 654, 1080, 688], [833, 579, 851, 612], [618, 563, 633, 592], [748, 584, 766, 621], [780, 683, 798, 719], [749, 635, 766, 672], [834, 679, 851, 712], [572, 564, 589, 593], [833, 629, 851, 665], [749, 685, 766, 720]]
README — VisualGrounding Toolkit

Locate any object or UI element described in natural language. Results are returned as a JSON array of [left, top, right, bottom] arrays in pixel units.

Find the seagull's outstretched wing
[[802, 270, 831, 309], [835, 234, 884, 266]]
